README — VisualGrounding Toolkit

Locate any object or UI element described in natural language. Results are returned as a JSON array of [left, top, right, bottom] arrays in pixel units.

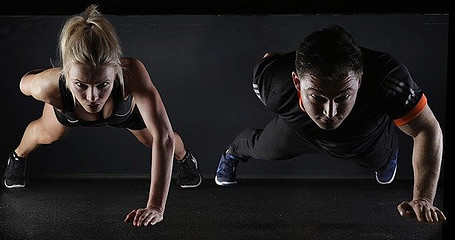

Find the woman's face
[[67, 62, 116, 113]]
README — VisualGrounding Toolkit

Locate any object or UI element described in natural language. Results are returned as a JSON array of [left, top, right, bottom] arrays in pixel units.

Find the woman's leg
[[3, 103, 69, 188], [172, 132, 186, 160], [15, 103, 69, 158]]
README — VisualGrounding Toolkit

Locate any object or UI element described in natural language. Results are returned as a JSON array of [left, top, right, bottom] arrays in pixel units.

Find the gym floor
[[0, 177, 447, 240]]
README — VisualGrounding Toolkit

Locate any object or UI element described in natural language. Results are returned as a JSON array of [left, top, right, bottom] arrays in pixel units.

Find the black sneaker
[[4, 151, 27, 188], [176, 151, 202, 188]]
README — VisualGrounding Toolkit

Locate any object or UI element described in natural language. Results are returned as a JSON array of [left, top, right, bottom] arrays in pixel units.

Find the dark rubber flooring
[[0, 178, 447, 240]]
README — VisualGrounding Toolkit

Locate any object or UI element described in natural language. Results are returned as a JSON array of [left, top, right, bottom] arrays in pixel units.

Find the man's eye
[[338, 94, 350, 101], [310, 94, 325, 101]]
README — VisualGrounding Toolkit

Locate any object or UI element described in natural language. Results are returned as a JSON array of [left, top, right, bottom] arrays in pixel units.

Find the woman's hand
[[124, 206, 164, 227]]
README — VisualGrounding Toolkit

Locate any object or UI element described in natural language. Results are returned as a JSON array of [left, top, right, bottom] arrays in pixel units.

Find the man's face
[[292, 71, 361, 130]]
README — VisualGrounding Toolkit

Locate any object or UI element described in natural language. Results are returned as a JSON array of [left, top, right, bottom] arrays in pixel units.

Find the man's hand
[[124, 206, 164, 227], [397, 199, 446, 222]]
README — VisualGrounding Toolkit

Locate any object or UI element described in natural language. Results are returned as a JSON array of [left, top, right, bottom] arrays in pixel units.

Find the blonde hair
[[58, 4, 126, 98]]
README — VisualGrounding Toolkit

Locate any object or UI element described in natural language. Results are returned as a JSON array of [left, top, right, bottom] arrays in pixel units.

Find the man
[[215, 25, 446, 223]]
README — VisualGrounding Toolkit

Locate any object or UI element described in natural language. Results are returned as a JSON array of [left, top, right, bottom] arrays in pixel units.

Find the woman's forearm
[[147, 134, 175, 211]]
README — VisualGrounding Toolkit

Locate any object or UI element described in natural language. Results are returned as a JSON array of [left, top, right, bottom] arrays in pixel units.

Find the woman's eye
[[342, 94, 351, 100], [75, 82, 85, 88], [97, 82, 109, 89]]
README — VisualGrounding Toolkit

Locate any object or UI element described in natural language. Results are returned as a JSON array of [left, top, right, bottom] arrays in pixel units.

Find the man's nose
[[323, 100, 337, 119]]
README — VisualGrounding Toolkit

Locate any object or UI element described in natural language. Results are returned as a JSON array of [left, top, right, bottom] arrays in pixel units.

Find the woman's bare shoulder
[[24, 67, 63, 108]]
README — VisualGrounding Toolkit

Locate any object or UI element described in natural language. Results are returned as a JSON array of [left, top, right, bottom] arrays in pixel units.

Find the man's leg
[[351, 127, 399, 185], [215, 116, 319, 186]]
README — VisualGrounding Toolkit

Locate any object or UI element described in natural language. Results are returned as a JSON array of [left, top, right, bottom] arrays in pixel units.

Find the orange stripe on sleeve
[[393, 94, 427, 126]]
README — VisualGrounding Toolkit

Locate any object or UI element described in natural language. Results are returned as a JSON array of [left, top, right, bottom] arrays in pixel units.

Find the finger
[[124, 210, 136, 222], [413, 204, 425, 222], [397, 201, 406, 216], [430, 208, 439, 222], [137, 211, 151, 227], [133, 209, 144, 226], [397, 201, 413, 216], [149, 214, 163, 226], [436, 209, 447, 221], [424, 208, 435, 222], [149, 216, 159, 226], [143, 213, 157, 226]]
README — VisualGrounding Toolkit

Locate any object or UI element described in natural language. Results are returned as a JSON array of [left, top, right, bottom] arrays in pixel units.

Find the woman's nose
[[86, 88, 99, 102]]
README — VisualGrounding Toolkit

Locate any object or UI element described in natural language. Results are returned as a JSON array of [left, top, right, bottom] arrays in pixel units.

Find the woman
[[0, 4, 202, 226]]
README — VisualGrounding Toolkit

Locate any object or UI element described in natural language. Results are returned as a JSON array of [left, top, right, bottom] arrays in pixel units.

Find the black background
[[0, 0, 449, 180]]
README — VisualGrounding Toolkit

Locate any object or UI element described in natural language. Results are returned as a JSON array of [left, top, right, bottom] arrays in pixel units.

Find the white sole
[[4, 179, 25, 188], [375, 166, 397, 185], [180, 175, 203, 189], [214, 175, 237, 186]]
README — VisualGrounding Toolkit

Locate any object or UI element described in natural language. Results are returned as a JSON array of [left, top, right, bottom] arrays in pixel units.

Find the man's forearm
[[412, 128, 443, 203]]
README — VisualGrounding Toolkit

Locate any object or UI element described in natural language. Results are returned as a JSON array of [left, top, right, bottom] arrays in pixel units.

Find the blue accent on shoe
[[215, 151, 240, 186], [375, 149, 398, 184]]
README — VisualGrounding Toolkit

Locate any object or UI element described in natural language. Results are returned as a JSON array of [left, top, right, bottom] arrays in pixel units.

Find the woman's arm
[[123, 58, 175, 226], [19, 67, 62, 109]]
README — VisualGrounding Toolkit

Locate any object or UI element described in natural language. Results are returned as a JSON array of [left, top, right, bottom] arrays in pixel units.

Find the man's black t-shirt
[[252, 47, 426, 168]]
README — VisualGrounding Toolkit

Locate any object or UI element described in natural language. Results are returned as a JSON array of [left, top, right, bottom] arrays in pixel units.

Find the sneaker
[[375, 149, 398, 184], [176, 151, 202, 188], [4, 151, 27, 188], [215, 150, 240, 186]]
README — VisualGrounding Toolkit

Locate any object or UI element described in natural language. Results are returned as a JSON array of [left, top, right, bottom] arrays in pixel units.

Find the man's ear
[[292, 71, 300, 91]]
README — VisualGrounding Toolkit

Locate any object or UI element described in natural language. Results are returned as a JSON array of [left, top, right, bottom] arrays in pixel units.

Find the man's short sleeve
[[252, 51, 297, 114], [380, 55, 426, 126]]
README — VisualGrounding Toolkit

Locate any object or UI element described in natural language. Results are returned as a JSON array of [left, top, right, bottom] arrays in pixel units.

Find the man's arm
[[397, 104, 446, 222]]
